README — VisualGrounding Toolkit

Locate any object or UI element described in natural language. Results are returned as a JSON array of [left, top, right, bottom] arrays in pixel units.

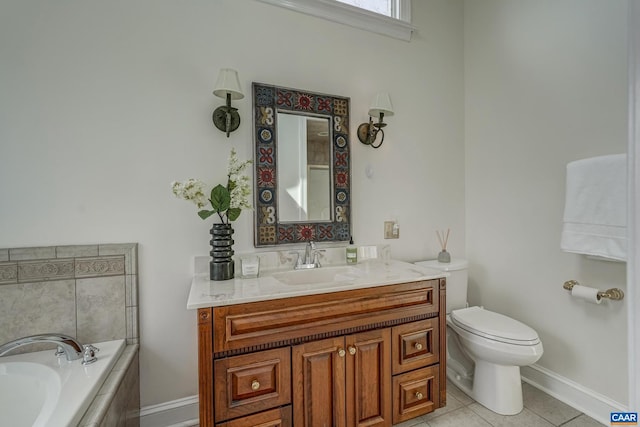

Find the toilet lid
[[451, 306, 540, 346]]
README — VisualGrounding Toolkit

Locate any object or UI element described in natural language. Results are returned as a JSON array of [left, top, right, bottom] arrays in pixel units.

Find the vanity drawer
[[392, 318, 439, 375], [213, 280, 439, 353], [392, 365, 440, 424], [214, 347, 291, 422], [216, 406, 292, 427]]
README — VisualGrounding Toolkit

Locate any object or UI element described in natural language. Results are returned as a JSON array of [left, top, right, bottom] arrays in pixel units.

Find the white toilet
[[415, 259, 543, 415]]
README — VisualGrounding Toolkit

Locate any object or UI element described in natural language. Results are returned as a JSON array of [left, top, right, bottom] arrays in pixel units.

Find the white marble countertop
[[186, 259, 446, 309]]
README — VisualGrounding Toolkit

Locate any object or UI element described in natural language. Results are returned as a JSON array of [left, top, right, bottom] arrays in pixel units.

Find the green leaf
[[198, 209, 215, 220], [227, 207, 241, 222], [210, 184, 230, 212]]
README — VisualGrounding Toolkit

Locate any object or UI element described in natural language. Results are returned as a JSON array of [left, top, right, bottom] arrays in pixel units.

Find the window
[[255, 0, 414, 41], [335, 0, 392, 17]]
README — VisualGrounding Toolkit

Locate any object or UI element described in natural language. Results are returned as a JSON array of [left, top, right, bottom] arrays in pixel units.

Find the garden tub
[[0, 339, 125, 427]]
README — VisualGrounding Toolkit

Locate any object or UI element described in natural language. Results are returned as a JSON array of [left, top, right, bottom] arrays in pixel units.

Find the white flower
[[171, 179, 209, 209], [229, 174, 252, 210], [171, 149, 252, 223], [227, 147, 252, 180]]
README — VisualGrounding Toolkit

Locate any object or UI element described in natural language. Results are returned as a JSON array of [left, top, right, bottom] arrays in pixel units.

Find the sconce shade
[[213, 68, 244, 100], [367, 92, 394, 117], [358, 92, 394, 148]]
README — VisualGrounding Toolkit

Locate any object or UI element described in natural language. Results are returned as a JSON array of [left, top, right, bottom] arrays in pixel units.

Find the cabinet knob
[[414, 342, 423, 350], [251, 380, 260, 391], [415, 391, 424, 400], [348, 346, 357, 355], [338, 348, 346, 357]]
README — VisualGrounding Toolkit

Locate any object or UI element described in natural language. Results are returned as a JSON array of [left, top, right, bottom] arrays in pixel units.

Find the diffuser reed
[[436, 229, 451, 263]]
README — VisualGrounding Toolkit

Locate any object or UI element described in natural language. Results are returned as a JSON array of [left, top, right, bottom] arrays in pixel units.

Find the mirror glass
[[277, 113, 331, 222], [253, 83, 351, 246]]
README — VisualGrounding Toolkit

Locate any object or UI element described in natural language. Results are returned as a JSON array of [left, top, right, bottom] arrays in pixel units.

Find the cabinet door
[[293, 337, 346, 427], [345, 329, 392, 427]]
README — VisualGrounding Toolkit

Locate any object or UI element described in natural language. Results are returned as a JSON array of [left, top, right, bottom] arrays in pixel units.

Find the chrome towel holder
[[563, 280, 625, 301]]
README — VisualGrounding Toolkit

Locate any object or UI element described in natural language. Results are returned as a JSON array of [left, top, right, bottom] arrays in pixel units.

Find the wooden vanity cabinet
[[197, 278, 446, 427]]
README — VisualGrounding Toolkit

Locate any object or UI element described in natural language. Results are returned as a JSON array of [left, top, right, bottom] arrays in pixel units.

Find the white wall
[[630, 0, 640, 412], [465, 0, 628, 404], [0, 0, 465, 406]]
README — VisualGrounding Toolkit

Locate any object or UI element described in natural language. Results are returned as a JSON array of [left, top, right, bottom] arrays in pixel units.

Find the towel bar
[[562, 280, 624, 301]]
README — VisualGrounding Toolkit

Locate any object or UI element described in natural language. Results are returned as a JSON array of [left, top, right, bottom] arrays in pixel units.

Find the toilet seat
[[451, 306, 540, 346]]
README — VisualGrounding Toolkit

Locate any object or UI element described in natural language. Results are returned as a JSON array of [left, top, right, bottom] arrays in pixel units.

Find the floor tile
[[522, 383, 582, 425], [446, 379, 474, 405], [420, 392, 466, 422], [427, 407, 493, 427], [394, 418, 429, 427], [561, 414, 606, 427], [468, 403, 555, 427]]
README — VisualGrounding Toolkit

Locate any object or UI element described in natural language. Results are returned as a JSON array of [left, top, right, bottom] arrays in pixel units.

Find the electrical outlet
[[384, 221, 399, 239]]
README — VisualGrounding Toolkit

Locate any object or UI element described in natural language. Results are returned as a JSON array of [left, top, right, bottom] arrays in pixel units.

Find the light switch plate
[[384, 221, 399, 239]]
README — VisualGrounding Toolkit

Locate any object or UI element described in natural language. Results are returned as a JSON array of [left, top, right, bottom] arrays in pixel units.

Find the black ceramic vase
[[210, 223, 234, 280]]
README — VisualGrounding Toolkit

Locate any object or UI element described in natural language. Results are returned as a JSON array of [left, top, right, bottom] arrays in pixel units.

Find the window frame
[[255, 0, 415, 41]]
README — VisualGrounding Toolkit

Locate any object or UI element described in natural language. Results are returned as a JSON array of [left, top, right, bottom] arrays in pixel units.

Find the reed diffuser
[[436, 229, 451, 263]]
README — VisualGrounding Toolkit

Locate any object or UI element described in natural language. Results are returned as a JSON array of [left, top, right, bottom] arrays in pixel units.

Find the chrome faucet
[[304, 240, 316, 265], [292, 241, 322, 270], [0, 333, 86, 362]]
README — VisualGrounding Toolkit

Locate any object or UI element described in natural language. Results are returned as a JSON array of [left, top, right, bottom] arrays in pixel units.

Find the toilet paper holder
[[563, 280, 624, 301]]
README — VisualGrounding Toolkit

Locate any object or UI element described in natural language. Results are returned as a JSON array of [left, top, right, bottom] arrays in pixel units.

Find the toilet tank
[[414, 259, 469, 313]]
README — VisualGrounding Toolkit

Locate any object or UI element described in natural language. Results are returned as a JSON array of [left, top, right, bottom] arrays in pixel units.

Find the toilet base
[[448, 359, 524, 415], [472, 360, 523, 415]]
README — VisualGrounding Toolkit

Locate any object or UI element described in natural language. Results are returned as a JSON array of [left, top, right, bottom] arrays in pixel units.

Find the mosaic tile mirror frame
[[253, 82, 352, 246]]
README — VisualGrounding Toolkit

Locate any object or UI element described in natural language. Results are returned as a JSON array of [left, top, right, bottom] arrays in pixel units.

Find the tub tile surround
[[79, 344, 140, 427], [0, 243, 140, 426], [0, 243, 139, 347]]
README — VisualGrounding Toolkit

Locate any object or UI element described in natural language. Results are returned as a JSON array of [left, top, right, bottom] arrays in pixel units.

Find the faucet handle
[[312, 249, 325, 268], [288, 251, 302, 267], [82, 344, 99, 366]]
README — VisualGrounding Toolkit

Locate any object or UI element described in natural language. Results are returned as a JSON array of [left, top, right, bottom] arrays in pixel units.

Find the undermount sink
[[272, 266, 361, 286]]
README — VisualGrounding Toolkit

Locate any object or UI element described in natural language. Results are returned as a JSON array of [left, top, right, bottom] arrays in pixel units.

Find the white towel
[[560, 154, 627, 261]]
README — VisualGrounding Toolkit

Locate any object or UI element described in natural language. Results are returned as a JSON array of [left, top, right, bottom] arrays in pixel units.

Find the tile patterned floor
[[394, 381, 605, 427], [187, 380, 605, 427]]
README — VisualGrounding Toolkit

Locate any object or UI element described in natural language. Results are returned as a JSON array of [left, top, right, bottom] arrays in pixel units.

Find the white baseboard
[[139, 395, 199, 427], [521, 364, 628, 425], [139, 365, 628, 427]]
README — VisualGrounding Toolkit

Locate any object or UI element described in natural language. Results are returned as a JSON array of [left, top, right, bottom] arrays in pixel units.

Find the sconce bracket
[[213, 106, 241, 136], [357, 121, 385, 148], [357, 122, 372, 144]]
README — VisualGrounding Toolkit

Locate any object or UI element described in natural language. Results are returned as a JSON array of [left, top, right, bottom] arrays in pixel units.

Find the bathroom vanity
[[188, 259, 447, 426]]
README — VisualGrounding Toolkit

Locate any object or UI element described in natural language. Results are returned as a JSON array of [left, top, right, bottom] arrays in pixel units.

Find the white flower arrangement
[[171, 148, 252, 224]]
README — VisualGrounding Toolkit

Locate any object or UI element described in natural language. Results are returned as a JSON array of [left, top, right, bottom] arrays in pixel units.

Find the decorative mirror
[[253, 83, 351, 246]]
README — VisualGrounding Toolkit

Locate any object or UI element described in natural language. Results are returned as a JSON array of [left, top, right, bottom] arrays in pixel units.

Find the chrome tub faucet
[[0, 333, 98, 364]]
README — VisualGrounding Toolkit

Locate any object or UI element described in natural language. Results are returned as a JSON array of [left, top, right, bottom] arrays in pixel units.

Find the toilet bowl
[[414, 259, 544, 416], [448, 306, 543, 415]]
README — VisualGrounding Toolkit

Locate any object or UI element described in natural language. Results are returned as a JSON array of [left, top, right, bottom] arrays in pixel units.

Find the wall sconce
[[357, 92, 394, 148], [212, 68, 244, 137]]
